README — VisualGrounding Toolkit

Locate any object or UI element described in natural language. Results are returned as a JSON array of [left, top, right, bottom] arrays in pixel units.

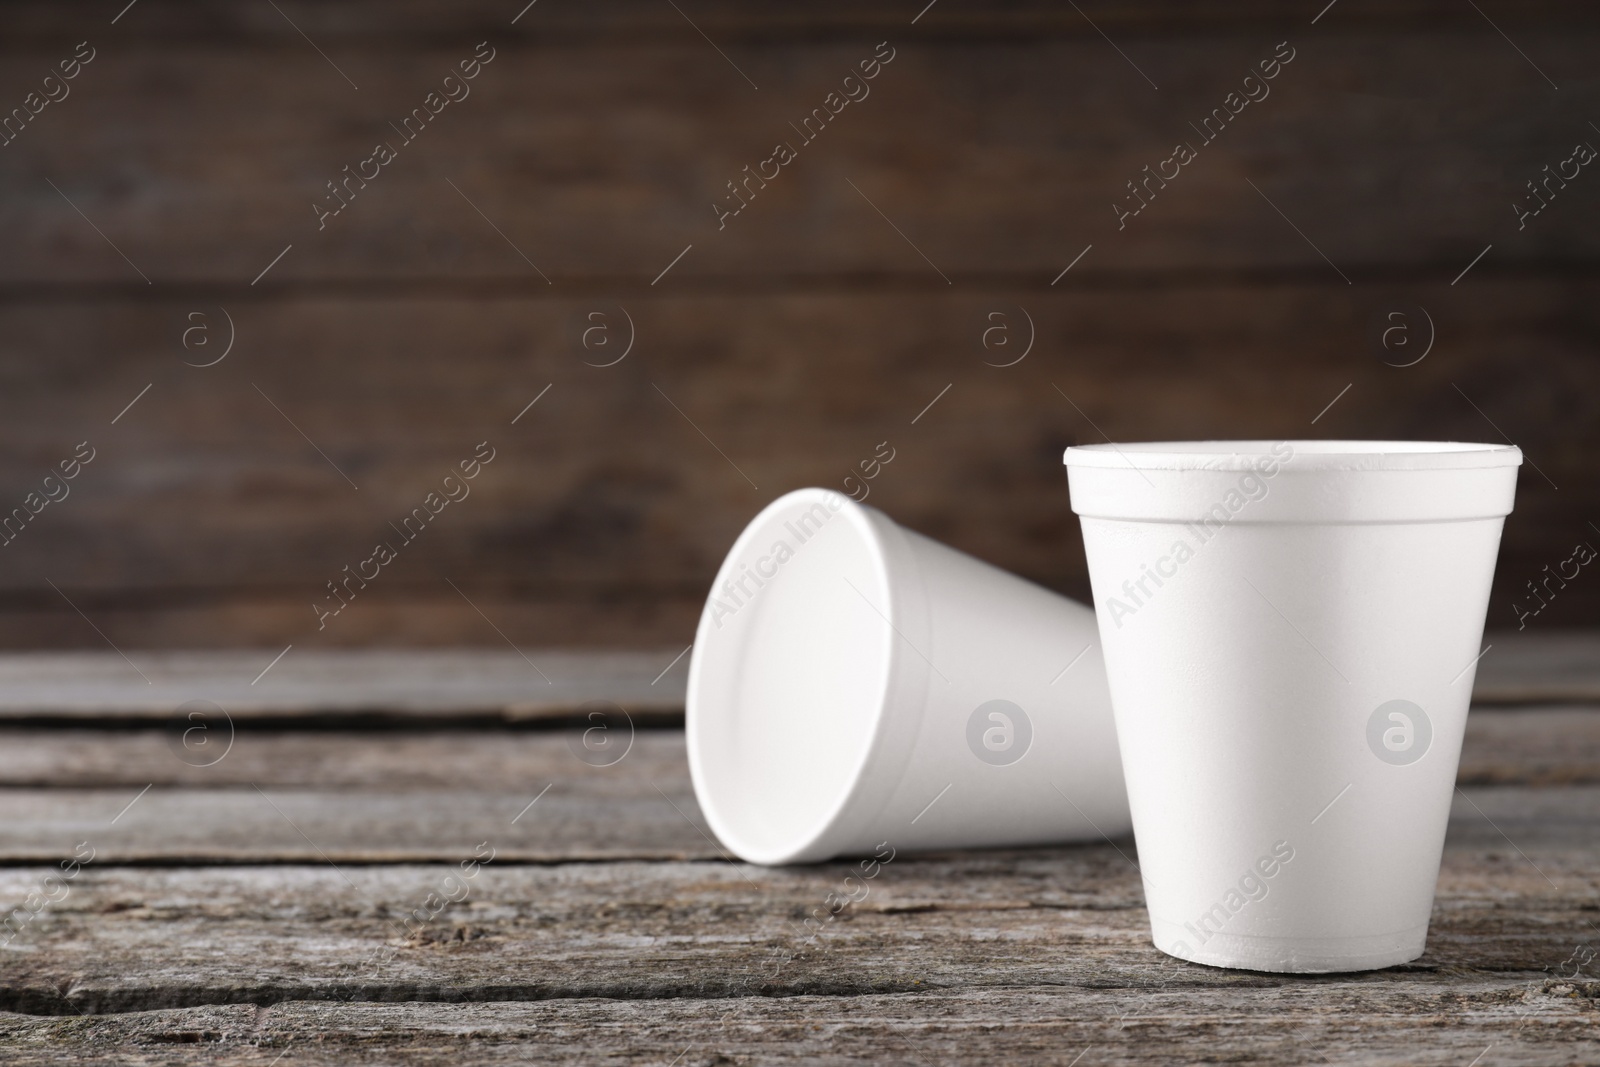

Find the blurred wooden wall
[[0, 0, 1596, 649]]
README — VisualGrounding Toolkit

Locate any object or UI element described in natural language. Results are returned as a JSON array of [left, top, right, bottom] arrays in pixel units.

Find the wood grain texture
[[0, 649, 689, 721], [0, 282, 1593, 647], [0, 988, 1596, 1067], [0, 637, 1588, 1061], [4, 0, 1598, 43], [0, 780, 712, 864], [0, 833, 1592, 1048], [1468, 631, 1600, 705], [0, 706, 1593, 787], [0, 1, 1596, 644], [1, 0, 1596, 1058], [0, 636, 1585, 722], [1459, 707, 1600, 785], [2, 19, 1597, 283], [0, 748, 1591, 864]]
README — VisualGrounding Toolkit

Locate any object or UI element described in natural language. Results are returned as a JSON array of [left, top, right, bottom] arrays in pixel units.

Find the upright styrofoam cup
[[1064, 440, 1522, 972], [687, 487, 1130, 865]]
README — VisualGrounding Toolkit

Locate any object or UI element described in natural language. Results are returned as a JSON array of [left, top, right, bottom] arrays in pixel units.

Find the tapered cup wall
[[1066, 441, 1521, 973], [688, 488, 1129, 866]]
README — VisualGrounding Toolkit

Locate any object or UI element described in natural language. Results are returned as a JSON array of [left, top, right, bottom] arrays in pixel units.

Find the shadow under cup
[[1065, 440, 1522, 973]]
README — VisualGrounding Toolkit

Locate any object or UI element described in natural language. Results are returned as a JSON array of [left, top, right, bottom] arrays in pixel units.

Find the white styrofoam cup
[[1064, 440, 1522, 972], [688, 487, 1130, 865]]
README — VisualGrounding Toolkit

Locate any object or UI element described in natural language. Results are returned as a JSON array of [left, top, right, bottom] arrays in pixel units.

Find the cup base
[[1152, 919, 1428, 974]]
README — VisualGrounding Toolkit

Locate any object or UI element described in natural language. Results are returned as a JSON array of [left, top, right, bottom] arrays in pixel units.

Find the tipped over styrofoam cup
[[1064, 440, 1522, 973], [687, 487, 1130, 865]]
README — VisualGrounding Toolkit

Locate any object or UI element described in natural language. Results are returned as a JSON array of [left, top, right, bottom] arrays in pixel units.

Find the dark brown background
[[0, 0, 1596, 649]]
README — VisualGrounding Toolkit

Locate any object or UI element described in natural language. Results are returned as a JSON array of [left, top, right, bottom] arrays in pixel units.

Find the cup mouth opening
[[1064, 440, 1522, 472], [686, 488, 898, 865]]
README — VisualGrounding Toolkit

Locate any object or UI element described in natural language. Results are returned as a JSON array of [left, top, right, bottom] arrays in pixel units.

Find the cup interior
[[687, 489, 895, 864]]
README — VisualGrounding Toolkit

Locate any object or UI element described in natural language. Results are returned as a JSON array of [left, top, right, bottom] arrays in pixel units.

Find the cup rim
[[1064, 440, 1522, 472], [686, 488, 900, 865]]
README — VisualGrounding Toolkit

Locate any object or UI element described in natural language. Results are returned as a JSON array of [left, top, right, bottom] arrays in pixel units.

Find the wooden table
[[0, 635, 1596, 1064]]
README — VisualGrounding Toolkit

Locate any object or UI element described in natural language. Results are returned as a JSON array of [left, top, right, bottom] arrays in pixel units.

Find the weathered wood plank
[[1459, 707, 1600, 785], [1470, 631, 1600, 705], [0, 705, 1589, 863], [0, 773, 713, 864], [0, 706, 1594, 788], [3, 4, 1597, 650], [0, 814, 1592, 1009], [0, 769, 1588, 863], [0, 650, 688, 721], [0, 983, 1595, 1066], [0, 726, 681, 787], [5, 0, 1596, 43], [0, 593, 704, 656], [3, 25, 1596, 284], [0, 639, 1587, 723], [0, 282, 1594, 647]]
